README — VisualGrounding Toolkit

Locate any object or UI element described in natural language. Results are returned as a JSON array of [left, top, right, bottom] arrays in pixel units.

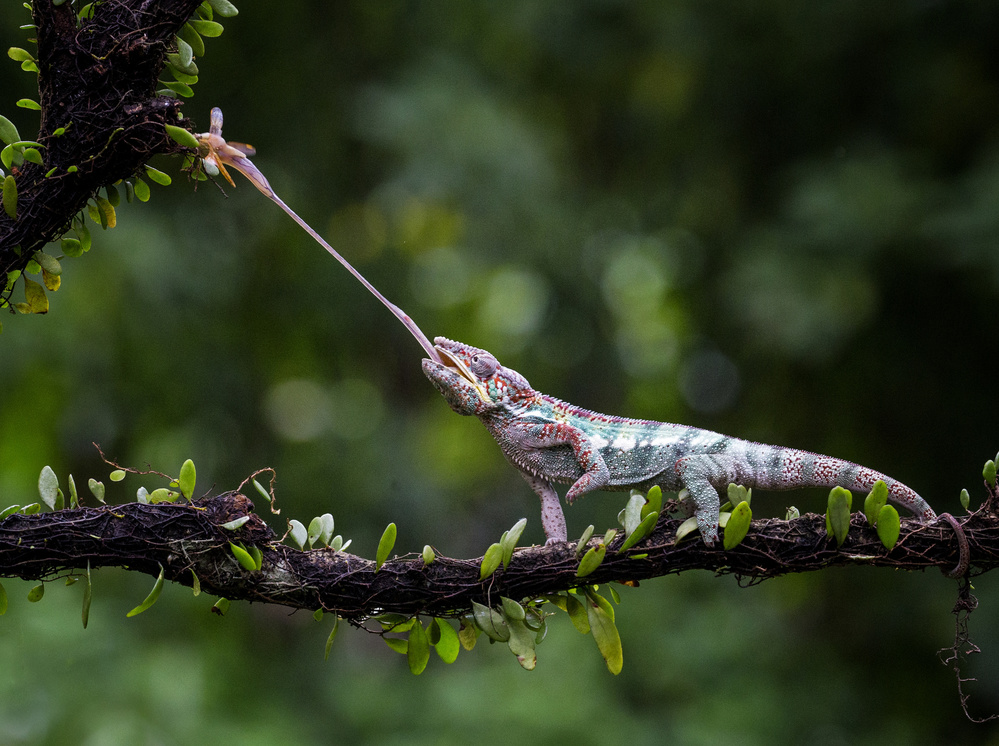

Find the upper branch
[[0, 0, 202, 281], [2, 489, 997, 621]]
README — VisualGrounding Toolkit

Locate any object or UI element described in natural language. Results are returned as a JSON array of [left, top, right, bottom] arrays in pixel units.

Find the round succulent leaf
[[433, 619, 460, 663], [500, 596, 526, 622], [3, 174, 18, 219], [723, 501, 752, 550], [27, 584, 45, 602], [673, 515, 699, 544], [38, 465, 59, 509], [458, 619, 479, 651], [287, 519, 308, 549], [864, 480, 889, 525], [984, 460, 997, 488], [876, 505, 901, 550], [422, 545, 435, 565], [178, 458, 196, 499], [88, 478, 106, 503], [0, 114, 20, 145], [208, 0, 239, 17], [960, 488, 970, 511], [586, 594, 623, 675], [229, 542, 257, 571], [620, 510, 658, 552], [471, 601, 510, 642], [479, 542, 503, 580], [574, 524, 595, 557], [826, 487, 852, 547], [641, 485, 663, 520], [324, 616, 339, 661], [576, 545, 606, 578], [506, 618, 537, 671], [564, 593, 590, 634]]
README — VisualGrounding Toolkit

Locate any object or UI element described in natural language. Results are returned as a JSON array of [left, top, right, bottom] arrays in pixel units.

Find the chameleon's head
[[422, 337, 535, 416]]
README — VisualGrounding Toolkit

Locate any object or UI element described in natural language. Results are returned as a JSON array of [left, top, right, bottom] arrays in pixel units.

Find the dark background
[[2, 1, 998, 743]]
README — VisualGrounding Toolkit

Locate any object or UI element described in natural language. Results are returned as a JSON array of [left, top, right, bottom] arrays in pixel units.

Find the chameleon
[[422, 337, 938, 545], [196, 108, 938, 546]]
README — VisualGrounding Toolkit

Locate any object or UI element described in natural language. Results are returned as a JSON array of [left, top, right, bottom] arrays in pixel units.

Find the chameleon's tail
[[759, 446, 937, 522]]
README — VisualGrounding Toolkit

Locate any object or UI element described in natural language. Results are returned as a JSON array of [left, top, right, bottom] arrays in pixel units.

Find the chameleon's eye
[[469, 352, 499, 379]]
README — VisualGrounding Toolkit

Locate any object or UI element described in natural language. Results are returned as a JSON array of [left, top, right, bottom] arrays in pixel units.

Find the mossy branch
[[2, 488, 997, 620], [0, 0, 202, 280]]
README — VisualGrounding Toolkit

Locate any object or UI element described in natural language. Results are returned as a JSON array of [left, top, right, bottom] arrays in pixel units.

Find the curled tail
[[761, 446, 937, 522]]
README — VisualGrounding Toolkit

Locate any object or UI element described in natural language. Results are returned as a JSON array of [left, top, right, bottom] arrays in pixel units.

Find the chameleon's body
[[196, 110, 937, 547], [423, 337, 937, 545]]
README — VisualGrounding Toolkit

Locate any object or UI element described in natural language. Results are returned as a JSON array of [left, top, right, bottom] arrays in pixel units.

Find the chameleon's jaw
[[435, 344, 489, 400]]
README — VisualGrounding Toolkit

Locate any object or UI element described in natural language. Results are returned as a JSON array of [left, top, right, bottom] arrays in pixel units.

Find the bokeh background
[[2, 1, 999, 743]]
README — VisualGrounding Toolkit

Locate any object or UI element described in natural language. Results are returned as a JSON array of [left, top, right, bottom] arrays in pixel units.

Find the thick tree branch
[[2, 487, 996, 620], [1, 0, 201, 284]]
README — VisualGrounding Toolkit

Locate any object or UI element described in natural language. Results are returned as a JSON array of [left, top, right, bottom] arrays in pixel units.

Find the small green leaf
[[252, 478, 269, 502], [500, 517, 527, 568], [133, 178, 151, 202], [864, 480, 889, 525], [16, 98, 40, 110], [458, 619, 479, 651], [471, 601, 510, 642], [81, 562, 92, 628], [88, 478, 106, 503], [0, 114, 19, 145], [0, 505, 21, 519], [575, 524, 595, 558], [723, 501, 752, 550], [178, 23, 206, 56], [248, 545, 262, 570], [7, 47, 35, 63], [313, 608, 324, 622], [95, 196, 116, 228], [324, 616, 339, 661], [960, 488, 970, 511], [162, 80, 194, 98], [785, 505, 799, 520], [189, 19, 224, 37], [318, 513, 334, 546], [28, 584, 45, 602], [288, 519, 307, 549], [3, 174, 18, 219], [208, 0, 239, 17], [147, 488, 177, 504], [500, 596, 526, 621], [175, 37, 194, 70], [383, 637, 408, 654], [178, 458, 196, 499], [126, 566, 165, 616], [673, 515, 699, 543], [565, 592, 590, 634], [22, 147, 42, 165], [110, 469, 126, 482], [0, 581, 7, 615], [479, 542, 503, 580], [586, 590, 623, 675], [826, 487, 852, 547], [212, 597, 230, 615], [876, 505, 900, 550], [375, 522, 396, 571], [506, 618, 538, 670], [641, 485, 663, 520], [164, 123, 200, 149], [621, 493, 645, 537], [727, 483, 752, 507], [20, 503, 42, 515], [307, 516, 323, 548], [422, 545, 435, 565], [984, 460, 997, 488], [619, 510, 658, 552], [407, 619, 430, 675], [38, 465, 59, 510], [433, 619, 460, 663], [191, 569, 201, 596], [576, 545, 606, 578], [144, 165, 172, 186], [221, 515, 250, 531], [67, 475, 79, 508]]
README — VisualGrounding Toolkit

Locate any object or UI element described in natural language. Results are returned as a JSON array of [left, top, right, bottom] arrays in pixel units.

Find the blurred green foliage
[[2, 1, 999, 743]]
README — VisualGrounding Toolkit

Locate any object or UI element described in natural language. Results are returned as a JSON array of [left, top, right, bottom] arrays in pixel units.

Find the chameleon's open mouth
[[435, 344, 489, 398]]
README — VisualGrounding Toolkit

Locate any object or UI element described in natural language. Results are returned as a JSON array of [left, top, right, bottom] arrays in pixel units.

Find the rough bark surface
[[0, 0, 201, 288], [2, 488, 996, 620]]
